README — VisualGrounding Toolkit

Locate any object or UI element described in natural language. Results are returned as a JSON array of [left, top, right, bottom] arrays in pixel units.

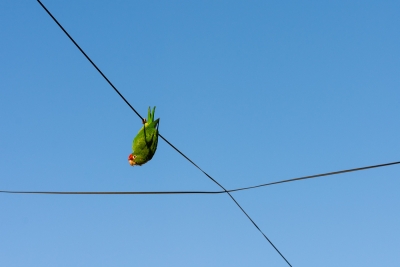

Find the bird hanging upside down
[[128, 106, 159, 166]]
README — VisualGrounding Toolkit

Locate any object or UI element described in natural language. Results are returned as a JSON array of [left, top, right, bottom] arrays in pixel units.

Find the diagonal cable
[[36, 2, 292, 264], [158, 134, 293, 265], [37, 1, 144, 121], [228, 160, 400, 193]]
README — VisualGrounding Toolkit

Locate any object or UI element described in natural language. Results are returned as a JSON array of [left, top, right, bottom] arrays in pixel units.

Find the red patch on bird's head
[[128, 154, 136, 166]]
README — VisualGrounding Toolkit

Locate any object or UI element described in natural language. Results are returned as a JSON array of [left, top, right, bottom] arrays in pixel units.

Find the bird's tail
[[147, 106, 156, 124]]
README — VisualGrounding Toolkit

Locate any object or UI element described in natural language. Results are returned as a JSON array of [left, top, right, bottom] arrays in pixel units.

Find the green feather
[[131, 106, 159, 166]]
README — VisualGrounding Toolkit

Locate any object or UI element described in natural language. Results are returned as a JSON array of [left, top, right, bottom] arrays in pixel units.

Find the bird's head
[[128, 154, 136, 166]]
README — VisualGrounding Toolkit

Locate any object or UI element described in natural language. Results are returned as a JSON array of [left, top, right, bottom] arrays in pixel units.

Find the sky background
[[1, 1, 399, 266]]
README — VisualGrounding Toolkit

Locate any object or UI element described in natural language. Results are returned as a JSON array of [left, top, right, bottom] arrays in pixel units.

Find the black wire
[[33, 2, 400, 265], [159, 135, 293, 266], [0, 190, 220, 195], [37, 1, 292, 265], [37, 2, 292, 264], [3, 159, 399, 196], [228, 160, 400, 193], [36, 1, 144, 121], [35, 1, 400, 266]]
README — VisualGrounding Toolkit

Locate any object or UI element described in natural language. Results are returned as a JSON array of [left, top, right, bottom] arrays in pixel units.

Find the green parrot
[[128, 106, 159, 166]]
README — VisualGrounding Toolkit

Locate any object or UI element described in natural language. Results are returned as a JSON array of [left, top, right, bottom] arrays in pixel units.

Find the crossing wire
[[31, 1, 396, 265], [2, 159, 400, 195], [36, 1, 292, 265]]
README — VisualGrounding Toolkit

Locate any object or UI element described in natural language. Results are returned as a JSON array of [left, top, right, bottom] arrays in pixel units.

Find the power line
[[227, 160, 400, 193], [37, 1, 292, 265], [158, 132, 297, 263], [0, 190, 219, 195], [36, 1, 143, 121], [32, 1, 397, 265], [2, 159, 399, 195]]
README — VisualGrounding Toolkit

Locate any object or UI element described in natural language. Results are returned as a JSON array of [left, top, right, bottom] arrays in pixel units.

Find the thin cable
[[2, 159, 400, 195], [45, 2, 400, 266], [159, 134, 293, 266], [0, 190, 221, 195], [34, 3, 400, 265], [37, 0, 144, 121], [37, 2, 292, 264], [228, 160, 400, 193], [3, 159, 399, 195]]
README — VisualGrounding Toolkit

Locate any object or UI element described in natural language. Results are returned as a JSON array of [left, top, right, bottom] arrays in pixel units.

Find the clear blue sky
[[1, 1, 399, 266]]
